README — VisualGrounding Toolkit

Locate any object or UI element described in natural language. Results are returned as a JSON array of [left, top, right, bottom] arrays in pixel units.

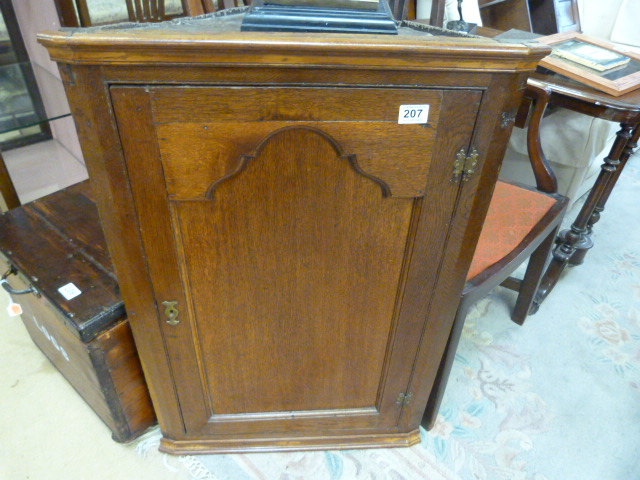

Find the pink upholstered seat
[[467, 181, 558, 281]]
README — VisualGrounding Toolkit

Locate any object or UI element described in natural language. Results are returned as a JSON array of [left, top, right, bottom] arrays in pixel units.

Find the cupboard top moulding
[[39, 13, 547, 70], [38, 12, 549, 455]]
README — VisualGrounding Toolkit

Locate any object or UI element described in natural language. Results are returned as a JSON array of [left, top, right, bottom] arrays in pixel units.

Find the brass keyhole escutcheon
[[162, 301, 180, 325]]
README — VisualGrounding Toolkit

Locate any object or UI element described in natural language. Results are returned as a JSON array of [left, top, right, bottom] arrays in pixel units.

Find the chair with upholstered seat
[[421, 84, 569, 429]]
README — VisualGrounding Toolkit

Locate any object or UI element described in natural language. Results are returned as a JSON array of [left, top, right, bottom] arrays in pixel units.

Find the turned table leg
[[568, 123, 640, 265], [534, 122, 636, 304]]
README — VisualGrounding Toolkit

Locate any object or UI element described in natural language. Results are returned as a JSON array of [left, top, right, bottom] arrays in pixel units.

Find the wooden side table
[[520, 72, 640, 309]]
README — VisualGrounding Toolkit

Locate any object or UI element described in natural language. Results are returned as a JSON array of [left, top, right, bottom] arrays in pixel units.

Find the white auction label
[[398, 104, 430, 124], [58, 282, 82, 301]]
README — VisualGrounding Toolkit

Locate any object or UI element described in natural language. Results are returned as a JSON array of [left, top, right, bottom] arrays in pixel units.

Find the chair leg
[[422, 296, 471, 430], [511, 224, 561, 325]]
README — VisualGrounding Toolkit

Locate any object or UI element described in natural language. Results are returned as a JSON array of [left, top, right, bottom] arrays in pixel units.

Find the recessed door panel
[[111, 85, 481, 440], [177, 126, 413, 415]]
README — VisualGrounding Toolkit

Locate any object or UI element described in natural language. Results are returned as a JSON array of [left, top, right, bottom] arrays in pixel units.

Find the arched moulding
[[204, 125, 392, 200]]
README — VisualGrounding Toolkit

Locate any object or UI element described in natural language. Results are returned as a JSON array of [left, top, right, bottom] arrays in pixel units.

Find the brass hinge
[[396, 392, 413, 407], [452, 148, 479, 183]]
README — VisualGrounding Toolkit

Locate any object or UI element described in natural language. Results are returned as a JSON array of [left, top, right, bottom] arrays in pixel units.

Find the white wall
[[577, 0, 624, 40]]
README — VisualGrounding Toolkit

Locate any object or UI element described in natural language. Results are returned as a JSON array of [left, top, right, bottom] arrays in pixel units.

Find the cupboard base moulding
[[160, 429, 422, 455]]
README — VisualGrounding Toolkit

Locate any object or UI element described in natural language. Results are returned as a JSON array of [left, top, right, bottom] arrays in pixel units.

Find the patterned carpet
[[132, 153, 640, 480]]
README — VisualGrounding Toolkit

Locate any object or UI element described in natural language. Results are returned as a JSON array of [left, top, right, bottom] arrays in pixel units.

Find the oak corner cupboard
[[38, 14, 548, 454]]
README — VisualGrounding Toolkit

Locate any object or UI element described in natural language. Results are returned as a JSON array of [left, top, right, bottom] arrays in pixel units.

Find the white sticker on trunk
[[58, 282, 82, 300]]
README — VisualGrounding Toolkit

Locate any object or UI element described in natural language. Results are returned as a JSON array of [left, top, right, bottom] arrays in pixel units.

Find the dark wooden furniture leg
[[0, 151, 21, 209], [423, 293, 470, 429], [569, 122, 640, 266], [522, 82, 557, 194], [511, 81, 562, 314], [512, 223, 561, 320], [535, 122, 635, 307], [430, 0, 446, 26]]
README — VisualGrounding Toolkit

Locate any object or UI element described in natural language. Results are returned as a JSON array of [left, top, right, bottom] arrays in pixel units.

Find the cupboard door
[[111, 85, 482, 445]]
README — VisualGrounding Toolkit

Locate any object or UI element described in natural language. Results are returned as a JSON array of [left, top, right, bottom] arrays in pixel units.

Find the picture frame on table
[[537, 32, 640, 96]]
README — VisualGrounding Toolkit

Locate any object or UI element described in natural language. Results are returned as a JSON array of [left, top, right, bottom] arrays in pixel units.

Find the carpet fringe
[[133, 426, 218, 479], [134, 426, 163, 459], [180, 456, 220, 480]]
